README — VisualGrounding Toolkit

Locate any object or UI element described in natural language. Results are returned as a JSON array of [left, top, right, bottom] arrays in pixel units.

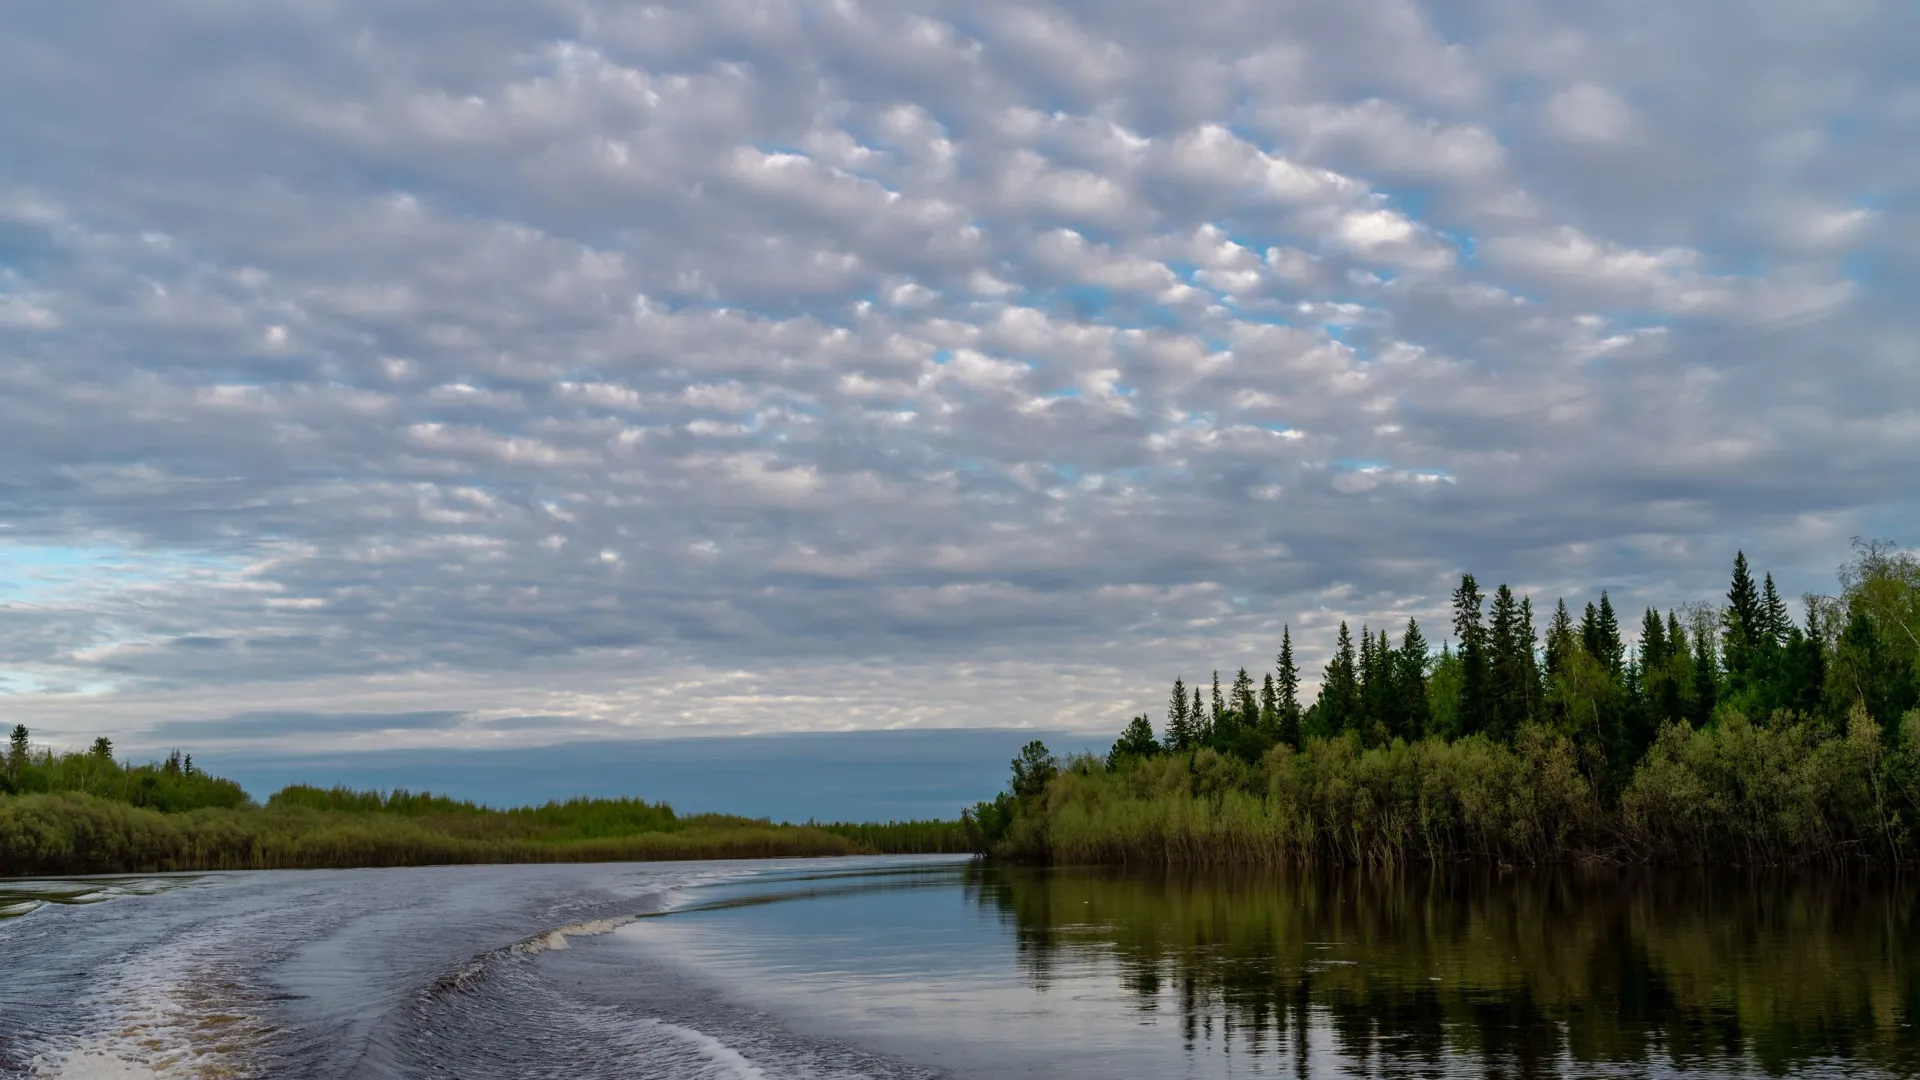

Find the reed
[[998, 713, 1920, 867]]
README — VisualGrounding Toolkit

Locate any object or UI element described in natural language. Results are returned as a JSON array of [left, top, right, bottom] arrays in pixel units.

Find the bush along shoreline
[[0, 740, 970, 877], [966, 541, 1920, 867]]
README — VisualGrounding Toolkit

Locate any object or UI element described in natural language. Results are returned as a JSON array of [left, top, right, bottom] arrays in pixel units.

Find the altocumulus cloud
[[0, 0, 1915, 753]]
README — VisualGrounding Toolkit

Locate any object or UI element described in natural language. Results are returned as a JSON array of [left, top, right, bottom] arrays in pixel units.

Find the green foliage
[[814, 818, 973, 853], [0, 792, 876, 876], [1009, 740, 1057, 802], [1048, 539, 1920, 866], [0, 743, 250, 812], [1109, 715, 1160, 764], [1, 747, 974, 875], [1022, 728, 1594, 866], [1620, 708, 1905, 864]]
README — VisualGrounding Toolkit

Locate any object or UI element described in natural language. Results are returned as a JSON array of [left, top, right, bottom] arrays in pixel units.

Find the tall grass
[[0, 791, 888, 876], [815, 819, 973, 854], [0, 751, 976, 876]]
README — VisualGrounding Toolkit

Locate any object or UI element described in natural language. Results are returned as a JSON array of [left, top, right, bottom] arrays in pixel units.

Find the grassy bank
[[0, 747, 972, 876]]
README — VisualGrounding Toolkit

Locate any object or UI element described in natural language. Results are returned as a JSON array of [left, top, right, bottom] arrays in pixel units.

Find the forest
[[967, 540, 1920, 866], [0, 736, 968, 876]]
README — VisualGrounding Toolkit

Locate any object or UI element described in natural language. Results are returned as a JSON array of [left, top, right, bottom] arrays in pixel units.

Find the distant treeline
[[967, 540, 1920, 867], [0, 737, 970, 876]]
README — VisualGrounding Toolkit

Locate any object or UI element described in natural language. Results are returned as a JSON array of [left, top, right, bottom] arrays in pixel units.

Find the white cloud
[[1543, 82, 1640, 145]]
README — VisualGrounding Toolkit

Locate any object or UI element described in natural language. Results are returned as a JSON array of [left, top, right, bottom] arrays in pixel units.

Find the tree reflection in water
[[969, 864, 1920, 1077]]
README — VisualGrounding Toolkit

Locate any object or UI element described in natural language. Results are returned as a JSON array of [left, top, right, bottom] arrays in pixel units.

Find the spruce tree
[[1723, 551, 1763, 685], [1260, 673, 1278, 730], [1166, 677, 1191, 750], [1668, 611, 1697, 720], [1229, 667, 1257, 743], [6, 724, 26, 775], [1192, 685, 1210, 746], [1520, 596, 1542, 723], [1638, 608, 1684, 724], [1233, 667, 1257, 720], [1487, 584, 1528, 740], [1211, 671, 1226, 734], [1595, 592, 1624, 676], [1275, 627, 1303, 748], [1545, 599, 1576, 679], [1762, 573, 1791, 647], [1356, 624, 1379, 737], [1321, 621, 1360, 734], [1639, 607, 1668, 669], [1398, 619, 1432, 738], [1451, 575, 1488, 736], [90, 736, 113, 760]]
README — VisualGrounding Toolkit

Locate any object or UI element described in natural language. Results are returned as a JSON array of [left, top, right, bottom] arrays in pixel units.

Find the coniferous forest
[[968, 541, 1920, 866]]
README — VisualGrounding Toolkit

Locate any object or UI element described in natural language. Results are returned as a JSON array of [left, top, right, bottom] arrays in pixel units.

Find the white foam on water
[[23, 917, 275, 1080], [514, 916, 639, 957], [641, 1021, 770, 1080]]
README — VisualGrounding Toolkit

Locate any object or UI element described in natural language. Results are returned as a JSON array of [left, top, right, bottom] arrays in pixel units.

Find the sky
[[1, 0, 1916, 785]]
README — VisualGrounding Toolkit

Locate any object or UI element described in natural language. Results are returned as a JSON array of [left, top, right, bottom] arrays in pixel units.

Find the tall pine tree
[[1275, 627, 1303, 749], [1487, 584, 1529, 740], [1451, 575, 1489, 736], [1166, 676, 1191, 750], [1723, 551, 1764, 688], [1319, 621, 1360, 734], [1398, 618, 1431, 738]]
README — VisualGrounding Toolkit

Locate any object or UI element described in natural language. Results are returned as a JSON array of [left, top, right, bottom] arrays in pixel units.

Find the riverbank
[[0, 750, 972, 876], [974, 713, 1918, 867]]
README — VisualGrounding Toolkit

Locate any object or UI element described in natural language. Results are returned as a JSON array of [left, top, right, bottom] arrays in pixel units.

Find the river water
[[1, 857, 1914, 1078]]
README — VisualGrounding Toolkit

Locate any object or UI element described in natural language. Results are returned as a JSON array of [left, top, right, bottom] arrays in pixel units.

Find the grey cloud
[[0, 0, 1914, 747], [147, 710, 471, 741]]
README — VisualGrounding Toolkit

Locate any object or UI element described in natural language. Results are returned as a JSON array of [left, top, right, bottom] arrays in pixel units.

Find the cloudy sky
[[1, 0, 1915, 762]]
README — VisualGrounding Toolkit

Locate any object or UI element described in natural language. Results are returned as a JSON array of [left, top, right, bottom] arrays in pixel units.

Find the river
[[1, 857, 1913, 1077]]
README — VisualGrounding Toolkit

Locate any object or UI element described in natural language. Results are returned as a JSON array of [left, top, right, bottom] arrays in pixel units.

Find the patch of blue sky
[[0, 220, 68, 274], [0, 543, 226, 604], [1335, 458, 1392, 471], [1041, 387, 1081, 400], [1133, 307, 1188, 332], [1047, 463, 1081, 481], [1111, 464, 1190, 482], [930, 348, 953, 365], [1842, 254, 1875, 286], [1048, 284, 1114, 316], [1379, 185, 1435, 221]]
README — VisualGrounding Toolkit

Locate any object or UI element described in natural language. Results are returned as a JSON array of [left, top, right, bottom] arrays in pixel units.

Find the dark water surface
[[1, 857, 1915, 1078]]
